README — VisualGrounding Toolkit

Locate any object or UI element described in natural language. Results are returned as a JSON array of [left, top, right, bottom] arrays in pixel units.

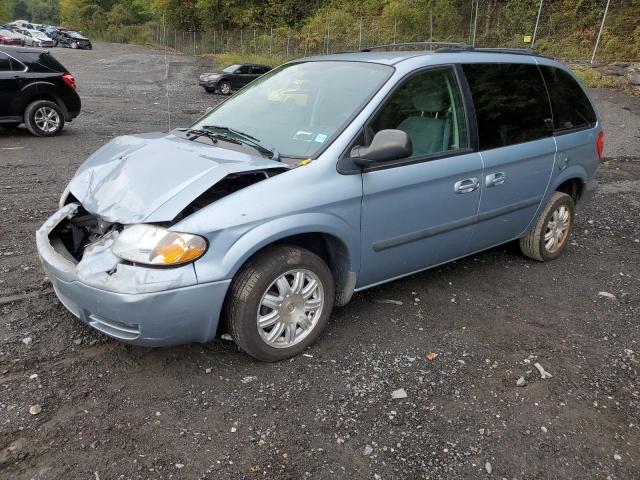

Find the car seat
[[397, 89, 450, 156]]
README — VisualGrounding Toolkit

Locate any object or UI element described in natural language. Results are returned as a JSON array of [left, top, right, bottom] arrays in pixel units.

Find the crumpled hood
[[69, 132, 285, 224]]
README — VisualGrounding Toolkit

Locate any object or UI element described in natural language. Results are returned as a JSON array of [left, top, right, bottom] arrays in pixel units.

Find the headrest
[[413, 90, 446, 112]]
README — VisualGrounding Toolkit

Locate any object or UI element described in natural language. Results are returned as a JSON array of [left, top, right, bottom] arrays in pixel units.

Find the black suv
[[0, 46, 81, 136], [199, 63, 271, 95]]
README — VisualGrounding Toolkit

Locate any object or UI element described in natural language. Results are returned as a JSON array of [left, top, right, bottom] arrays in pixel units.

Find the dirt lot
[[1, 43, 639, 480]]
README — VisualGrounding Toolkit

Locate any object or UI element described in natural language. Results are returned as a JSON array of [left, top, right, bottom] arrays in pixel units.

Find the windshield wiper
[[176, 128, 242, 146], [201, 125, 280, 161]]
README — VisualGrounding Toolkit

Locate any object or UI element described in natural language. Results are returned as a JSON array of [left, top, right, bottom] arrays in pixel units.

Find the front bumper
[[199, 79, 218, 89], [35, 204, 230, 346]]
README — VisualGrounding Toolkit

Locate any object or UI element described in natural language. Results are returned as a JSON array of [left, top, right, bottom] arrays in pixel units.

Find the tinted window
[[539, 66, 597, 132], [251, 66, 262, 74], [463, 63, 552, 150], [0, 53, 11, 71], [20, 52, 65, 73], [237, 65, 251, 74], [370, 67, 468, 158]]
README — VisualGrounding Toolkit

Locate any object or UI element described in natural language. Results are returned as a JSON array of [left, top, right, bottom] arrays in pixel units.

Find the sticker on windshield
[[314, 134, 328, 143]]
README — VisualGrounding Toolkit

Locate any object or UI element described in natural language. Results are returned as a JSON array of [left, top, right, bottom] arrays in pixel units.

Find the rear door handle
[[454, 177, 480, 194], [485, 172, 507, 187]]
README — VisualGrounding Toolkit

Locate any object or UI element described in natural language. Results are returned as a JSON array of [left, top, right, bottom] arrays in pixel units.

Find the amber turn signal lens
[[153, 240, 206, 265]]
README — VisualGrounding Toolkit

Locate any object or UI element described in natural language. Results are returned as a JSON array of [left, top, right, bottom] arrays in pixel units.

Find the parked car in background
[[54, 30, 92, 49], [37, 46, 601, 361], [0, 46, 81, 136], [199, 63, 271, 94], [17, 28, 56, 48], [9, 20, 34, 29], [0, 29, 24, 46]]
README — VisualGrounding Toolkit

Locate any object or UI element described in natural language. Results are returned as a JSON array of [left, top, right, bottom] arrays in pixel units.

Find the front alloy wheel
[[225, 245, 335, 361], [219, 81, 231, 95], [257, 269, 324, 348]]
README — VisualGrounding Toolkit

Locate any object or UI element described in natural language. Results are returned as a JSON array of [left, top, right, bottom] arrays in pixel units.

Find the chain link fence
[[96, 0, 638, 64]]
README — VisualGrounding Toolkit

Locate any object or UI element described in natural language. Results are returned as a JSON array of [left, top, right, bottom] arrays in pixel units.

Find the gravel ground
[[0, 43, 639, 480]]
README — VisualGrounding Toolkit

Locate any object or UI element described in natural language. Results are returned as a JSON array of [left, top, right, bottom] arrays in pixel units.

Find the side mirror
[[350, 129, 412, 167]]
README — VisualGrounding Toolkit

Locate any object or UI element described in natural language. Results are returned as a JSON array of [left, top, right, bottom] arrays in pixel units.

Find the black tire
[[520, 191, 575, 262], [205, 86, 215, 93], [225, 245, 335, 362], [24, 100, 65, 137], [219, 81, 232, 95]]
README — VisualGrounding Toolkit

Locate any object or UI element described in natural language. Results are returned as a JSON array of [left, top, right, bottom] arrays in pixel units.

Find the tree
[[0, 0, 11, 23], [13, 0, 32, 20]]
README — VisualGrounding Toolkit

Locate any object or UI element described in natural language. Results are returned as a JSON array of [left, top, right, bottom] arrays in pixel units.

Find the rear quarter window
[[462, 63, 553, 150], [20, 52, 66, 73], [0, 53, 11, 71], [539, 66, 597, 132]]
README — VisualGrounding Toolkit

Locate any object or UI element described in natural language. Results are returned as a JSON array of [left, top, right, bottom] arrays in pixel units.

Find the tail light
[[596, 130, 604, 161], [62, 73, 76, 91]]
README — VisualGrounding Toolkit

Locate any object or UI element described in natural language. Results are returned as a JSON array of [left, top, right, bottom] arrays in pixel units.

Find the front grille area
[[49, 205, 118, 262]]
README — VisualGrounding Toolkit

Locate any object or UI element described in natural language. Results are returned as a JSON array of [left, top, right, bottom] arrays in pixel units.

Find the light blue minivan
[[36, 44, 602, 361]]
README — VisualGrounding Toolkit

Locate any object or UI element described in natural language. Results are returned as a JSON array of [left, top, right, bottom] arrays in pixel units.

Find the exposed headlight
[[112, 224, 207, 266]]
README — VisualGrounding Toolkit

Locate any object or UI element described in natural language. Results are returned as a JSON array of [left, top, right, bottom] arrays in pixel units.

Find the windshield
[[192, 61, 393, 158], [222, 64, 240, 73]]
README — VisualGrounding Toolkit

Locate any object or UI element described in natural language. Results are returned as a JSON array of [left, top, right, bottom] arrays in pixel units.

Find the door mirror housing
[[350, 129, 412, 167]]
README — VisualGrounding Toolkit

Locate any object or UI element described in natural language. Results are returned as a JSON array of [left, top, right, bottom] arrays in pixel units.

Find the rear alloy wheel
[[24, 100, 65, 137], [225, 245, 335, 362], [520, 191, 575, 261], [71, 42, 79, 49], [219, 81, 232, 95]]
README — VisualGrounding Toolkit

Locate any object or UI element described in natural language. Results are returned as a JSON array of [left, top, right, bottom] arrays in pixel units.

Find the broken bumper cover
[[35, 204, 230, 346]]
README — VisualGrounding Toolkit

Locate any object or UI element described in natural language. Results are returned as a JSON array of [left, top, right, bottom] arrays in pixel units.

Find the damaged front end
[[36, 202, 230, 345], [35, 131, 292, 345]]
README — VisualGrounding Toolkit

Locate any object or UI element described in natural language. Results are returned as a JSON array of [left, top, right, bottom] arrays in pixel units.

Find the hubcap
[[34, 107, 60, 133], [221, 83, 230, 94], [257, 269, 324, 349], [544, 205, 571, 253]]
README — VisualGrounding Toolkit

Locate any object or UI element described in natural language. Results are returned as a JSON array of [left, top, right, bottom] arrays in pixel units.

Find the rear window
[[463, 63, 553, 150], [539, 66, 597, 132], [21, 52, 67, 73]]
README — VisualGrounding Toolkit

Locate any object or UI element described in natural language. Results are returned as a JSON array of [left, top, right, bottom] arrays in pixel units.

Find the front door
[[461, 63, 557, 251], [234, 65, 255, 88], [359, 66, 483, 287]]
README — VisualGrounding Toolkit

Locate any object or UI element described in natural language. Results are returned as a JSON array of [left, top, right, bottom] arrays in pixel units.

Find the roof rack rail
[[361, 43, 540, 57], [361, 41, 470, 52], [461, 47, 537, 56]]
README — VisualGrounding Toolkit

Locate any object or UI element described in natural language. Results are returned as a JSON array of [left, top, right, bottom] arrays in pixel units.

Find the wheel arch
[[215, 218, 360, 308], [21, 84, 70, 119], [549, 166, 589, 203]]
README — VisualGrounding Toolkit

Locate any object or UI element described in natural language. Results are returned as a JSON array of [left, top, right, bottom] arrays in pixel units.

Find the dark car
[[55, 31, 92, 50], [199, 63, 271, 95], [0, 46, 81, 136]]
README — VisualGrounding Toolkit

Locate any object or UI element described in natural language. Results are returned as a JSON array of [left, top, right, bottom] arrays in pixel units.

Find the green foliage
[[0, 0, 11, 23], [6, 0, 639, 62], [216, 52, 285, 68]]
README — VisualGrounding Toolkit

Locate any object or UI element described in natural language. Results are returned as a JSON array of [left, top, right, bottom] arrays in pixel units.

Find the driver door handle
[[454, 177, 480, 194]]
